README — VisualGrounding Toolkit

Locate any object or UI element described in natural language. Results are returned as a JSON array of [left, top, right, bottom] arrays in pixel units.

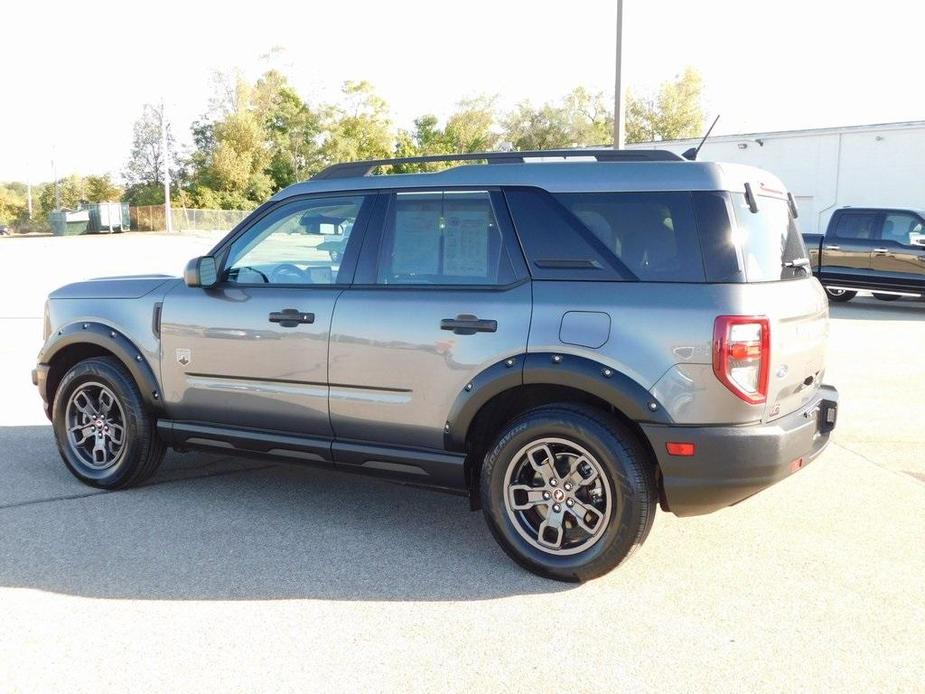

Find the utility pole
[[161, 99, 173, 233], [613, 0, 626, 150], [52, 149, 60, 211], [26, 162, 32, 220]]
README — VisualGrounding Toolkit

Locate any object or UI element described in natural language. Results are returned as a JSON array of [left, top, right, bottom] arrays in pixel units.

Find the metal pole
[[52, 149, 60, 210], [161, 99, 173, 233], [613, 0, 626, 150]]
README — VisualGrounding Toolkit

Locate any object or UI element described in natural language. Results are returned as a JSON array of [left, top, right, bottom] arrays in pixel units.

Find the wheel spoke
[[69, 424, 95, 445], [565, 455, 599, 488], [567, 498, 604, 534], [92, 435, 109, 466], [526, 444, 559, 483], [73, 390, 99, 418], [537, 507, 565, 550], [107, 422, 124, 445], [509, 484, 548, 511], [98, 390, 115, 416]]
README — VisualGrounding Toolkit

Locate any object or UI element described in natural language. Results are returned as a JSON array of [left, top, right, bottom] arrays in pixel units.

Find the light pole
[[613, 0, 626, 150], [161, 98, 173, 233]]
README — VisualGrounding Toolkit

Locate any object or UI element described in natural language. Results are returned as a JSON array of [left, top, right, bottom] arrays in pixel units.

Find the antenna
[[682, 115, 720, 161]]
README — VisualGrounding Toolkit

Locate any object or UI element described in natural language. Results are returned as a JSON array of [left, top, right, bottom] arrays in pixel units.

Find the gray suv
[[32, 149, 839, 581]]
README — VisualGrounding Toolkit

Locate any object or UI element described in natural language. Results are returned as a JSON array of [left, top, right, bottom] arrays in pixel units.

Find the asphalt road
[[0, 233, 923, 693]]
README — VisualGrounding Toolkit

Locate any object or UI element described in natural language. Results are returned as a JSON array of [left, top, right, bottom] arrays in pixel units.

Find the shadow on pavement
[[828, 297, 925, 321], [0, 426, 567, 602]]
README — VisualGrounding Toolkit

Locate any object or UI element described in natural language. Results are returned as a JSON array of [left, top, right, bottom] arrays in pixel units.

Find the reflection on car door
[[159, 194, 373, 451], [822, 211, 880, 285], [328, 190, 531, 471], [869, 212, 925, 290]]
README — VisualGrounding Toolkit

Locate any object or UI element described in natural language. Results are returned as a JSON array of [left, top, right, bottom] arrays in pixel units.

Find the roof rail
[[311, 148, 685, 180]]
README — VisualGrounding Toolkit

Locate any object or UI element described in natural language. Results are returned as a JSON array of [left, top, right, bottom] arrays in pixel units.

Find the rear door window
[[376, 190, 513, 285]]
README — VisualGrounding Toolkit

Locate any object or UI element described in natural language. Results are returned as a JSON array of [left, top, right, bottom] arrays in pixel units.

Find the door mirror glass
[[184, 256, 218, 288]]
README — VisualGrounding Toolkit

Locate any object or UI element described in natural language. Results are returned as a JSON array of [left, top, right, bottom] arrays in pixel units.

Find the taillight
[[713, 316, 770, 404]]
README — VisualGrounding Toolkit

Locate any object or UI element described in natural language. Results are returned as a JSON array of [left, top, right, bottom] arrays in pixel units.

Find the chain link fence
[[130, 205, 250, 233]]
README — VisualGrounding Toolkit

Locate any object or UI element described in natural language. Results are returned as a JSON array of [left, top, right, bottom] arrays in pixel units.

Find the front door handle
[[440, 314, 498, 335], [873, 248, 890, 255], [269, 309, 315, 327], [825, 244, 840, 250]]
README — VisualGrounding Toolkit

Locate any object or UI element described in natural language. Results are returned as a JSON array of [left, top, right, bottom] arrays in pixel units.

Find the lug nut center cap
[[553, 489, 565, 502]]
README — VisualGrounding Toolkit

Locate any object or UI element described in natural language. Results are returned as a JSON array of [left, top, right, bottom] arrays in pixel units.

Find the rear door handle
[[440, 314, 498, 335], [825, 245, 840, 250], [269, 309, 315, 327], [873, 248, 890, 255]]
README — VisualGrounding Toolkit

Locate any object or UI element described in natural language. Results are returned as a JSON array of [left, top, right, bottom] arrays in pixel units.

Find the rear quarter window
[[505, 187, 706, 282], [553, 191, 705, 282]]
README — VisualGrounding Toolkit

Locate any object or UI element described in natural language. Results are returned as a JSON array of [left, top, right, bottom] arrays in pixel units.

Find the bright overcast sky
[[2, 0, 923, 182]]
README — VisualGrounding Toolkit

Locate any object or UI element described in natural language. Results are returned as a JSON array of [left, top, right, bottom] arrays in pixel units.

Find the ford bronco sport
[[33, 149, 839, 581]]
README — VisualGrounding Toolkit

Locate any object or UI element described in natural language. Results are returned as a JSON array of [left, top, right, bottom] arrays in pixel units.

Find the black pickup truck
[[803, 207, 925, 302]]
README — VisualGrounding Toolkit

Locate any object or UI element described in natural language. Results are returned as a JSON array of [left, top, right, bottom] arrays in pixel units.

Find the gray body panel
[[328, 283, 532, 449], [158, 282, 336, 437]]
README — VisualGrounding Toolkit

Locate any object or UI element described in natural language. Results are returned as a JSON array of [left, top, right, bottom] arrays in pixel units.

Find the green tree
[[38, 175, 87, 215], [502, 87, 612, 150], [124, 103, 179, 187], [85, 174, 122, 203], [0, 185, 27, 225], [625, 67, 704, 143], [392, 96, 499, 172], [254, 70, 324, 188], [321, 81, 394, 166]]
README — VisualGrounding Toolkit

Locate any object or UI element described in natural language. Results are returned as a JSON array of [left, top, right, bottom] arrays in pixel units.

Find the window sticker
[[391, 208, 440, 275], [443, 211, 489, 276]]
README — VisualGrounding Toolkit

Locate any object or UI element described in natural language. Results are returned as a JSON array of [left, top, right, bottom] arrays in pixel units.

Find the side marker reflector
[[666, 442, 696, 457]]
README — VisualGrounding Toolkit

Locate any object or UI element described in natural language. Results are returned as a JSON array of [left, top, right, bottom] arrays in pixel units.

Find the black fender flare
[[443, 352, 672, 452], [39, 321, 164, 414]]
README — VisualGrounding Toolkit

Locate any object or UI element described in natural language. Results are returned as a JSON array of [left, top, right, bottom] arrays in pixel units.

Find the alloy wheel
[[65, 381, 127, 470], [503, 437, 613, 556]]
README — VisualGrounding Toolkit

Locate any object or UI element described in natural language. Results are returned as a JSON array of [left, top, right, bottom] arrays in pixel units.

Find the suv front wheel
[[52, 356, 166, 489], [480, 404, 657, 582]]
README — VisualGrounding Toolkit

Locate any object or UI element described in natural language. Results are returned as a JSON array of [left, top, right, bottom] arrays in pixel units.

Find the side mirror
[[184, 256, 218, 288]]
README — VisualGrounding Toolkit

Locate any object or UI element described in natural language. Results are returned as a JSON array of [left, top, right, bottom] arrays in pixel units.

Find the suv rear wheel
[[52, 356, 166, 489], [480, 404, 656, 582]]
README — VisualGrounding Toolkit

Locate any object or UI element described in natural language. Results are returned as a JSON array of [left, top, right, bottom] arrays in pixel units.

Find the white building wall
[[627, 122, 925, 234]]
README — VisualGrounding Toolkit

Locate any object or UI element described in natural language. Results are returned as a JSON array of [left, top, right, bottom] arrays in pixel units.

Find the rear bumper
[[641, 385, 838, 517]]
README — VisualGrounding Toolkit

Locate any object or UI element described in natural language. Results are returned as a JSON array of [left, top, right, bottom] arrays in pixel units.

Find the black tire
[[824, 287, 857, 302], [480, 404, 657, 582], [52, 356, 166, 489], [873, 293, 901, 301]]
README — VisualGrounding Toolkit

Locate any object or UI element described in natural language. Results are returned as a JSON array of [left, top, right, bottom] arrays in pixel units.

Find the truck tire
[[872, 293, 900, 302], [52, 356, 166, 489], [480, 404, 657, 582], [824, 287, 856, 302]]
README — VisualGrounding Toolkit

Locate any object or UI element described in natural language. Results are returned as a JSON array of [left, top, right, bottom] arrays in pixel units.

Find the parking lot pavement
[[0, 235, 923, 692]]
